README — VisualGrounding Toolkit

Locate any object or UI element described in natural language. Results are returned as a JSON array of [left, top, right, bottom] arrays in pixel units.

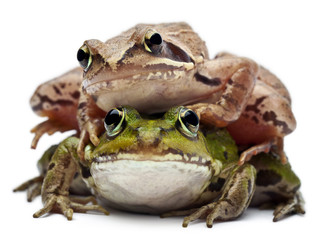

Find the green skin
[[15, 106, 304, 228]]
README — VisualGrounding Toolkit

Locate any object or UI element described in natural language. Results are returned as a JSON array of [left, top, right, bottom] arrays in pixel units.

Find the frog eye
[[104, 107, 125, 137], [178, 108, 199, 138], [144, 30, 162, 53], [77, 44, 92, 72]]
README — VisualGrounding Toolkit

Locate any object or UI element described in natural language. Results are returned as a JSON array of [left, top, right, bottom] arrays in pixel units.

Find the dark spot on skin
[[228, 79, 233, 85], [92, 95, 98, 103], [256, 169, 282, 187], [208, 178, 226, 192], [48, 163, 55, 171], [225, 209, 228, 216], [223, 151, 228, 160], [262, 111, 291, 134], [152, 137, 161, 147], [220, 94, 239, 108], [80, 164, 92, 179], [70, 91, 80, 99], [53, 85, 62, 95], [165, 147, 184, 157], [262, 191, 287, 203], [195, 73, 222, 86], [117, 46, 138, 64], [245, 96, 267, 114], [78, 102, 87, 109], [60, 83, 66, 88], [251, 116, 259, 124], [62, 157, 71, 169], [32, 94, 74, 112], [243, 113, 249, 119]]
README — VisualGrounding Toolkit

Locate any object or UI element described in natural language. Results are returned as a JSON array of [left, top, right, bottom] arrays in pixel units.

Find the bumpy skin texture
[[17, 107, 304, 227], [29, 22, 295, 164]]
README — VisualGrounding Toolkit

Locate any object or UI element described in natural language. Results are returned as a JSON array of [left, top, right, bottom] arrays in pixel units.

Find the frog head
[[84, 106, 220, 213], [76, 23, 211, 114]]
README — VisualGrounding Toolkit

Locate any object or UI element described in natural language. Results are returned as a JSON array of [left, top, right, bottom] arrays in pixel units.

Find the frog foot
[[33, 194, 109, 220], [181, 200, 235, 228], [77, 119, 104, 160], [273, 191, 305, 222], [31, 120, 75, 149], [13, 176, 43, 202]]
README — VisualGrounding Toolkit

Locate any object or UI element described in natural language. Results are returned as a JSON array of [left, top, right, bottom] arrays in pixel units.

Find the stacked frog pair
[[15, 23, 304, 228]]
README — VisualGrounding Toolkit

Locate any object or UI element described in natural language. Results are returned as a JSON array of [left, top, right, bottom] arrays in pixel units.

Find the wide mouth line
[[82, 61, 193, 89], [84, 71, 176, 87], [93, 153, 212, 166]]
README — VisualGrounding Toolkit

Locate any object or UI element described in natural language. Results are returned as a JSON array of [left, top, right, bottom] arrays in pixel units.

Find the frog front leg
[[76, 91, 106, 159], [183, 164, 256, 228], [188, 55, 259, 127], [33, 137, 109, 220], [30, 68, 83, 149]]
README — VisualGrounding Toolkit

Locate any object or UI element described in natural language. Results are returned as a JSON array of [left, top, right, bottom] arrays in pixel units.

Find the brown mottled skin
[[30, 22, 296, 164]]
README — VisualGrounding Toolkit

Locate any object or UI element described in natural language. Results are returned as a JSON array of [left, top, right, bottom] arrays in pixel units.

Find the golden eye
[[178, 108, 199, 138], [104, 107, 125, 137], [77, 44, 92, 72], [144, 30, 162, 53]]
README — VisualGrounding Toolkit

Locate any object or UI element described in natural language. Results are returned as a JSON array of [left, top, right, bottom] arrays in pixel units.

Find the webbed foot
[[182, 201, 236, 228], [33, 194, 109, 220], [273, 191, 305, 222]]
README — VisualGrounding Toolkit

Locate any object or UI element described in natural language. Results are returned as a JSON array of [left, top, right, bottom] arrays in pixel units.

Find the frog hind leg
[[13, 144, 58, 201], [250, 152, 305, 221], [30, 68, 82, 149], [183, 164, 256, 228], [33, 137, 109, 220]]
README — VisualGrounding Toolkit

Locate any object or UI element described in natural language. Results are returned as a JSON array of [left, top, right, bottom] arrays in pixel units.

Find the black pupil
[[150, 33, 162, 45], [105, 109, 122, 126], [77, 49, 89, 66], [182, 111, 199, 127]]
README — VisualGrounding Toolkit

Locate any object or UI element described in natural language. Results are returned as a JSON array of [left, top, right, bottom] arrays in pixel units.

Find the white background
[[1, 0, 319, 239]]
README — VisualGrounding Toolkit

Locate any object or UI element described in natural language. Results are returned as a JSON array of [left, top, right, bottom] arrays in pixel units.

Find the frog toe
[[182, 203, 216, 228], [273, 191, 305, 222], [33, 194, 109, 220], [13, 176, 43, 202]]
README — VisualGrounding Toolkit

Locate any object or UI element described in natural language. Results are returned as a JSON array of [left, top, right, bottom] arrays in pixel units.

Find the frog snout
[[136, 127, 162, 147]]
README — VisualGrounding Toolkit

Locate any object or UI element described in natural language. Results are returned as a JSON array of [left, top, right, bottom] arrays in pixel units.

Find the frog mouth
[[93, 151, 212, 166]]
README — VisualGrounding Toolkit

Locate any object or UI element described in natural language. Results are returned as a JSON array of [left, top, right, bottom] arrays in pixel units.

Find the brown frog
[[30, 22, 295, 164]]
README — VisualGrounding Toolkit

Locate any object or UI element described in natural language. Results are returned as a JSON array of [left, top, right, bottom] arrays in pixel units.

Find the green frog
[[15, 106, 304, 227]]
